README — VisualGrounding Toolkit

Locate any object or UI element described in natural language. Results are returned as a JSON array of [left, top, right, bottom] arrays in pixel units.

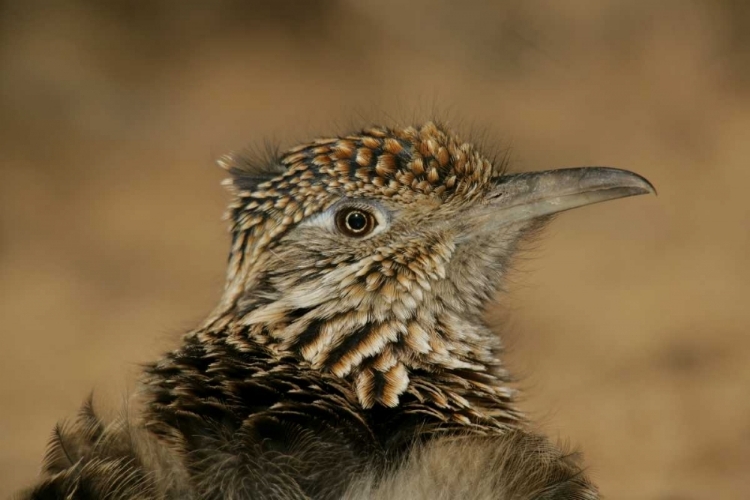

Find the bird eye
[[335, 207, 377, 237]]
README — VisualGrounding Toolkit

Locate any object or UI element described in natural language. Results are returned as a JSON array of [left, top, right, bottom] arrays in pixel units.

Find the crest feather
[[219, 142, 286, 194]]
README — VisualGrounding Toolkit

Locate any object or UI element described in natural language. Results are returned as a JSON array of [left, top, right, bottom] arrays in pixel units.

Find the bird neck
[[192, 246, 522, 425], [196, 298, 521, 427]]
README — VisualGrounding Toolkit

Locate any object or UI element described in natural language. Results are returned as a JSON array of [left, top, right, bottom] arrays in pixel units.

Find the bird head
[[209, 122, 654, 409]]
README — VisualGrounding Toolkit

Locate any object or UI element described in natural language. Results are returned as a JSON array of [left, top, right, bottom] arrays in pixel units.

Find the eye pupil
[[335, 207, 377, 237], [346, 211, 367, 231]]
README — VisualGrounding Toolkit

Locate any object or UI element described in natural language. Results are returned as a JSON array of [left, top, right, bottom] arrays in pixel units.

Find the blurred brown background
[[1, 0, 749, 498]]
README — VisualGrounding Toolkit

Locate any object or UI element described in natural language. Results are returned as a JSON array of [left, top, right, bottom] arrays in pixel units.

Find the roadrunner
[[18, 123, 654, 500]]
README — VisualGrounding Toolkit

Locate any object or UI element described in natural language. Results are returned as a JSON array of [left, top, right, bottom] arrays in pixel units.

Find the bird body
[[17, 123, 653, 499]]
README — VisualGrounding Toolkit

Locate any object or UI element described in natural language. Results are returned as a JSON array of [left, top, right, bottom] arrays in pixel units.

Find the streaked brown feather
[[14, 123, 628, 499]]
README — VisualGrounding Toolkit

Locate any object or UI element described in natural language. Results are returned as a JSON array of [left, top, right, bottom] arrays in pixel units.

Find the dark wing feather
[[40, 395, 106, 476], [41, 423, 79, 474], [18, 399, 194, 500]]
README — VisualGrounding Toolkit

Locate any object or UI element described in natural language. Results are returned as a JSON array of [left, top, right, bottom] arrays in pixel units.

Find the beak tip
[[589, 166, 656, 197], [628, 171, 657, 197]]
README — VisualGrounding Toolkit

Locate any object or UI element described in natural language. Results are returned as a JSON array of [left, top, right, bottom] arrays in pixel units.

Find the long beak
[[479, 167, 655, 228]]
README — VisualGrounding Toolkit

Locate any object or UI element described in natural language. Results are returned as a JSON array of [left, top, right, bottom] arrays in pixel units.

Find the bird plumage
[[22, 398, 193, 500], [16, 122, 653, 499], [345, 433, 597, 500]]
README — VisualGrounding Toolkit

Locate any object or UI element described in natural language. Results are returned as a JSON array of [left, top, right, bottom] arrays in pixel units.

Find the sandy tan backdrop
[[2, 1, 749, 498]]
